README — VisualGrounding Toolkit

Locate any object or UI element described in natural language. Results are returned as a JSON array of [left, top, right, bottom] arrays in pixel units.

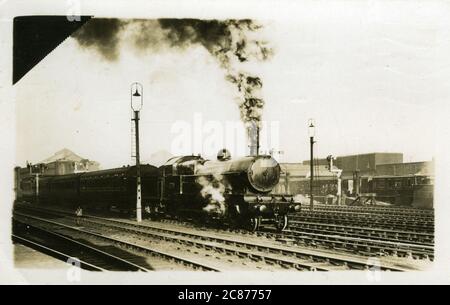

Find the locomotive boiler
[[154, 149, 297, 231]]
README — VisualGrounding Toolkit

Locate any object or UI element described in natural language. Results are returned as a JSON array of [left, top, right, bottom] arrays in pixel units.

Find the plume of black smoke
[[157, 19, 270, 66], [72, 19, 126, 61], [72, 18, 272, 127], [129, 20, 169, 53], [227, 73, 264, 125], [158, 19, 271, 127]]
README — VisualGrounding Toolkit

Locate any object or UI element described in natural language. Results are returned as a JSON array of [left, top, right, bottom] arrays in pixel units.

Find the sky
[[15, 9, 449, 169]]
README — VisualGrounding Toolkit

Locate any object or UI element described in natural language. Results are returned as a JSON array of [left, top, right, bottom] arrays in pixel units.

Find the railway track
[[282, 229, 433, 260], [302, 204, 434, 216], [155, 215, 434, 260], [15, 205, 416, 271], [300, 208, 434, 222], [13, 219, 151, 272], [302, 208, 434, 224], [13, 212, 220, 271], [162, 216, 435, 260], [290, 213, 434, 233], [289, 220, 434, 244], [152, 219, 434, 260]]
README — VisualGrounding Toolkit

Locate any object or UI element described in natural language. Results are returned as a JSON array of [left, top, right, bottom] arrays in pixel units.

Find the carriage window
[[407, 178, 412, 187], [388, 180, 395, 189], [376, 180, 385, 189]]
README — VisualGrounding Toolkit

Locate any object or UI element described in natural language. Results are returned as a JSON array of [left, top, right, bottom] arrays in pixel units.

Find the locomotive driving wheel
[[147, 206, 161, 220], [248, 216, 261, 232], [275, 214, 288, 232]]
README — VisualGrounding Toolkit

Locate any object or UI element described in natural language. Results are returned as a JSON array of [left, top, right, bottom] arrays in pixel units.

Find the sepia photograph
[[1, 0, 450, 289]]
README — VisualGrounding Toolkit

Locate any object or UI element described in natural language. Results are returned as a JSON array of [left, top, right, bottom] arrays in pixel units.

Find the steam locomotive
[[16, 150, 297, 231]]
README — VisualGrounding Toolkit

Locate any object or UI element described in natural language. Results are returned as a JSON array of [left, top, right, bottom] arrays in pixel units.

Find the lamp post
[[308, 119, 315, 211], [131, 82, 143, 222]]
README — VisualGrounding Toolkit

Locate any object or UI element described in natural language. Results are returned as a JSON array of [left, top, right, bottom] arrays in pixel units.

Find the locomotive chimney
[[248, 122, 260, 156]]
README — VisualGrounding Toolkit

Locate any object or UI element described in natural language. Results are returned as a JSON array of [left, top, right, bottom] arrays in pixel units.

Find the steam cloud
[[197, 174, 227, 216], [72, 18, 272, 127]]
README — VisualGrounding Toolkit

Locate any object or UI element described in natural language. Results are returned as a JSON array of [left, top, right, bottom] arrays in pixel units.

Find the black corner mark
[[13, 15, 92, 85]]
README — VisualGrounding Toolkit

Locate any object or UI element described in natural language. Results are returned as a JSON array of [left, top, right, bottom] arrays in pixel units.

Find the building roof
[[142, 150, 174, 167], [336, 152, 403, 158], [302, 152, 403, 164], [376, 160, 434, 176], [40, 148, 85, 164]]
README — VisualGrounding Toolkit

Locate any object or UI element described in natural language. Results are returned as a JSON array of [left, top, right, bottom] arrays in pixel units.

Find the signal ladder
[[131, 120, 137, 164]]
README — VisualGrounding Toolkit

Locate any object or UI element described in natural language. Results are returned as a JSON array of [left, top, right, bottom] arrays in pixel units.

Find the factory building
[[303, 152, 404, 178]]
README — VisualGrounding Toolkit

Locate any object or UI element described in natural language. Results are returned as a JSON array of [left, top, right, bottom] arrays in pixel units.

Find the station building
[[37, 148, 100, 175], [14, 149, 100, 198]]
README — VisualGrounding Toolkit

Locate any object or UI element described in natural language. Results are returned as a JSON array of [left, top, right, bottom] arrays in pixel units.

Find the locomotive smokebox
[[247, 156, 280, 192]]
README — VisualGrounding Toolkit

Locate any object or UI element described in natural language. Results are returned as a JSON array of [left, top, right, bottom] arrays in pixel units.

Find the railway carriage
[[15, 152, 296, 231], [79, 165, 159, 213], [18, 175, 38, 202], [368, 175, 433, 205], [43, 174, 81, 208], [18, 165, 160, 213]]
